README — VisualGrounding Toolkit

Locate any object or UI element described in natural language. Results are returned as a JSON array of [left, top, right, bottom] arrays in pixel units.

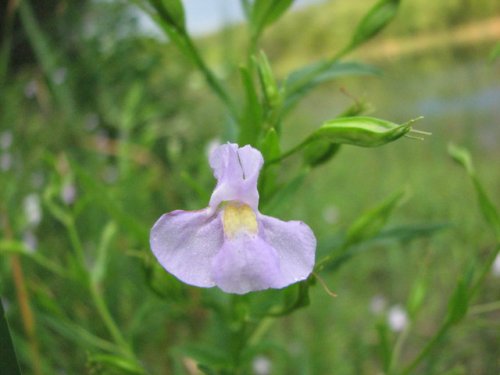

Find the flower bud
[[255, 51, 282, 110]]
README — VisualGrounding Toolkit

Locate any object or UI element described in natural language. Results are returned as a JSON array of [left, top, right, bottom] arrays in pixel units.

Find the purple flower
[[150, 143, 316, 294]]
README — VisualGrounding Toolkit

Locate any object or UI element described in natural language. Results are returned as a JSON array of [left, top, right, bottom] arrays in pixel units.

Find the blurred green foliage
[[0, 0, 499, 374]]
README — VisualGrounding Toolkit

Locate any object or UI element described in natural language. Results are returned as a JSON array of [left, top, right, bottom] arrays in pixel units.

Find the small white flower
[[252, 356, 271, 375], [52, 67, 67, 85], [0, 131, 13, 150], [24, 80, 37, 98], [85, 113, 100, 131], [370, 295, 386, 315], [103, 165, 118, 184], [23, 194, 42, 227], [322, 205, 340, 224], [23, 231, 38, 253], [1, 297, 10, 312], [388, 305, 408, 332], [1, 153, 12, 172], [492, 254, 500, 277], [61, 183, 77, 205], [31, 171, 45, 189]]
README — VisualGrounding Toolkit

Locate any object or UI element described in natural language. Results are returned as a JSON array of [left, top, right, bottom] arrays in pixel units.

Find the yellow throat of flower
[[222, 202, 258, 239]]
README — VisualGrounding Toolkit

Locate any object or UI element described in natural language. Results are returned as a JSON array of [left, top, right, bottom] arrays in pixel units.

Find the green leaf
[[268, 281, 311, 316], [320, 222, 449, 273], [471, 178, 500, 241], [448, 143, 500, 241], [0, 301, 21, 375], [346, 189, 407, 245], [260, 128, 281, 162], [40, 314, 118, 353], [174, 344, 230, 369], [376, 322, 392, 373], [255, 51, 282, 111], [348, 0, 401, 52], [284, 60, 380, 111], [72, 163, 149, 243], [406, 277, 427, 320], [261, 168, 309, 215], [251, 0, 294, 38], [447, 143, 474, 174], [92, 221, 118, 285], [488, 41, 500, 63], [146, 262, 186, 301], [239, 65, 262, 145], [149, 0, 186, 32], [88, 353, 145, 374], [0, 240, 68, 278], [447, 279, 469, 325], [373, 222, 450, 243], [18, 0, 75, 117]]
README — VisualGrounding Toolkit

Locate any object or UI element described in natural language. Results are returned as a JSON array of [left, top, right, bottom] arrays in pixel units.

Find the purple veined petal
[[209, 143, 241, 182], [208, 143, 262, 211], [235, 145, 263, 182], [150, 208, 223, 287], [211, 235, 282, 294], [258, 214, 316, 288]]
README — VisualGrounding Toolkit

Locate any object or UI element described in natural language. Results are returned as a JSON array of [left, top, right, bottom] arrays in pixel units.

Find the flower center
[[222, 202, 258, 239]]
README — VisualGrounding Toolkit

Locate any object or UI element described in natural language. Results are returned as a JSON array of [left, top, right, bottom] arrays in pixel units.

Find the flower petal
[[211, 235, 282, 294], [150, 209, 223, 287], [258, 215, 316, 288], [208, 143, 263, 211], [235, 145, 264, 181], [209, 143, 242, 182]]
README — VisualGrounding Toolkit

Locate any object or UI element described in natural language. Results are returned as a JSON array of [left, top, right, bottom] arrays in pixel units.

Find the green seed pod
[[303, 140, 341, 167], [310, 116, 421, 147]]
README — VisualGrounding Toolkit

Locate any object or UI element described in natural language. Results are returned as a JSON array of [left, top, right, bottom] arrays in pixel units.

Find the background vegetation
[[1, 0, 499, 374]]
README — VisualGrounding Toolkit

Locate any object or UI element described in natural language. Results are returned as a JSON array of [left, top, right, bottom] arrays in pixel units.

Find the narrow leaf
[[251, 0, 294, 37], [346, 189, 407, 245], [448, 143, 500, 241], [349, 0, 401, 51], [92, 222, 118, 285], [255, 51, 282, 110], [88, 353, 145, 374], [239, 66, 262, 145], [149, 0, 186, 32], [0, 301, 21, 375], [447, 279, 469, 325], [284, 60, 380, 111], [72, 163, 149, 242], [260, 128, 281, 162]]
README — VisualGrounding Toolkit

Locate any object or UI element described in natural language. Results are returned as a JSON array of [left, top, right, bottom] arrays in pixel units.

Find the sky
[[141, 0, 327, 36]]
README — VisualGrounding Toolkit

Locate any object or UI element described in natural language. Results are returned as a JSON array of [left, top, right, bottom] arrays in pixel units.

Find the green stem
[[265, 138, 311, 166], [469, 300, 500, 315], [401, 321, 451, 375], [0, 0, 17, 86], [388, 323, 411, 374], [314, 243, 350, 272], [89, 282, 132, 357], [469, 244, 500, 299], [182, 34, 238, 119], [64, 219, 139, 365]]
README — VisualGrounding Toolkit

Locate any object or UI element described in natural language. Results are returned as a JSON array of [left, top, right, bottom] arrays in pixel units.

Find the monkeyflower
[[150, 143, 316, 294]]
